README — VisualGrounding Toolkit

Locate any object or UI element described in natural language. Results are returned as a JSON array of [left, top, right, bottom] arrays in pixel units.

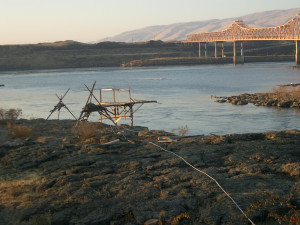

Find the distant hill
[[99, 8, 300, 43]]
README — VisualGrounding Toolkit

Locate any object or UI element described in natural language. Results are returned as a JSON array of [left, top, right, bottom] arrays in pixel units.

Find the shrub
[[0, 108, 22, 120], [172, 125, 189, 136], [72, 121, 99, 142], [7, 122, 34, 138], [270, 86, 300, 100]]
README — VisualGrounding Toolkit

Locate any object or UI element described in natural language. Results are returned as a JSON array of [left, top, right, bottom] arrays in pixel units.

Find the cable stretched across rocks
[[115, 125, 256, 224], [147, 141, 256, 225]]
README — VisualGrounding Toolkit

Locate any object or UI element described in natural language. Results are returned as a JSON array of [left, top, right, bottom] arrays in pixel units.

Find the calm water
[[0, 62, 299, 135]]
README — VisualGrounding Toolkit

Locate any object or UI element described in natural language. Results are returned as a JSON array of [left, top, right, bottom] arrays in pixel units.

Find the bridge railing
[[186, 14, 300, 42]]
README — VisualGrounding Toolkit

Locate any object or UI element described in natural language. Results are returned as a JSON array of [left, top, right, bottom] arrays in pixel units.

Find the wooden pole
[[100, 89, 102, 103], [113, 89, 117, 124], [130, 105, 133, 126], [129, 88, 132, 101], [296, 40, 299, 66]]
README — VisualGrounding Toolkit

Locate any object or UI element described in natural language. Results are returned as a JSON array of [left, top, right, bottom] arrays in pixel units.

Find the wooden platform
[[78, 84, 157, 126]]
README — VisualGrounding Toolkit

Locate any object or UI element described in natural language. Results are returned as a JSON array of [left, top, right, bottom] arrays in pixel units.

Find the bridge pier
[[215, 42, 218, 58], [198, 42, 208, 57], [296, 40, 299, 65], [214, 42, 224, 58], [233, 41, 244, 65], [221, 42, 224, 58]]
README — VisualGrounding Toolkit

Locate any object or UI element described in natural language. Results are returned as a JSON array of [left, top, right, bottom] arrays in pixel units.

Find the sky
[[0, 0, 299, 45]]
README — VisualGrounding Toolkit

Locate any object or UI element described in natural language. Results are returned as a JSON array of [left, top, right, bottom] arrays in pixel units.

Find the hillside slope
[[101, 8, 300, 42]]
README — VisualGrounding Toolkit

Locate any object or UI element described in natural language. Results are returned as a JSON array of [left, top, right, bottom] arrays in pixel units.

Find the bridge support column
[[233, 41, 244, 65], [198, 42, 201, 57], [215, 42, 218, 58], [221, 42, 224, 57], [205, 42, 207, 57], [296, 40, 299, 66]]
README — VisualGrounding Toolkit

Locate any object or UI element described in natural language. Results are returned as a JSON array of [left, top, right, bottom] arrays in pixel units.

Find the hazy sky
[[0, 0, 299, 44]]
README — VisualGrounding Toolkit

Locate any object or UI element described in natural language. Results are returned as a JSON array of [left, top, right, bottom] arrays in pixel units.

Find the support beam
[[241, 41, 244, 57], [221, 42, 224, 58], [205, 42, 207, 57], [198, 42, 201, 57], [296, 40, 299, 66], [215, 42, 218, 58], [233, 41, 244, 65]]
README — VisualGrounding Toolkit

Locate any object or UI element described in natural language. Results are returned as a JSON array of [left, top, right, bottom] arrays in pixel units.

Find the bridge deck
[[186, 15, 300, 42]]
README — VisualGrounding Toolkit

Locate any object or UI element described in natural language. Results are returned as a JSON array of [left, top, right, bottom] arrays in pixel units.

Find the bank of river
[[121, 56, 294, 67], [0, 119, 299, 224]]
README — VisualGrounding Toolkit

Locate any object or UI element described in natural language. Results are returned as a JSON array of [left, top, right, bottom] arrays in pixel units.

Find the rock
[[0, 120, 300, 225], [144, 219, 159, 225], [215, 90, 300, 109], [236, 100, 248, 105], [277, 101, 293, 107], [215, 99, 226, 103], [291, 102, 300, 108], [282, 163, 300, 176], [265, 100, 277, 106], [3, 139, 24, 147]]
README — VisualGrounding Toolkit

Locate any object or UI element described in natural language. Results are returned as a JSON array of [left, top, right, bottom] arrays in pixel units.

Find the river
[[0, 62, 299, 135]]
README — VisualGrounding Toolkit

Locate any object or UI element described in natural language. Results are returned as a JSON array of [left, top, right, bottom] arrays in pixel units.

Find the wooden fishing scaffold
[[78, 81, 157, 126], [47, 88, 77, 120]]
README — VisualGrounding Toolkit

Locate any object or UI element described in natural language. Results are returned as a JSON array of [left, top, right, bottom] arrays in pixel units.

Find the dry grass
[[172, 125, 189, 136], [0, 178, 41, 209], [171, 212, 190, 225], [158, 210, 191, 225], [7, 122, 34, 138], [0, 108, 22, 120], [270, 86, 300, 101], [246, 194, 300, 225], [71, 121, 100, 142]]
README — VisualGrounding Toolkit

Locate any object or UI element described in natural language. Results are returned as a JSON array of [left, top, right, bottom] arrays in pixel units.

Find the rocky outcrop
[[0, 119, 299, 225], [215, 91, 300, 108]]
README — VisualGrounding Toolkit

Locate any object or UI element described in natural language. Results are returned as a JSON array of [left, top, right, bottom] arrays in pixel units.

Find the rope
[[103, 125, 255, 224], [147, 141, 255, 225]]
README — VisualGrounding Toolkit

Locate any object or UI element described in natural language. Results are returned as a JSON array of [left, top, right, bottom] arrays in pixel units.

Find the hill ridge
[[99, 7, 300, 43]]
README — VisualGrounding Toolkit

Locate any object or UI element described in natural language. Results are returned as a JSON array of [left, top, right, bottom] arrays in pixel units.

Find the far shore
[[121, 55, 294, 67], [0, 56, 296, 73], [0, 40, 297, 72]]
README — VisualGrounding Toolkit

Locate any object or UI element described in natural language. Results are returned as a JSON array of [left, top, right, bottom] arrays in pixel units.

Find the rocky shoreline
[[0, 119, 299, 225], [215, 85, 300, 108]]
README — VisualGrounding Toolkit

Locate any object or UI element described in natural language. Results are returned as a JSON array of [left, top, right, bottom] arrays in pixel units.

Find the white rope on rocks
[[147, 141, 256, 225], [107, 125, 255, 224]]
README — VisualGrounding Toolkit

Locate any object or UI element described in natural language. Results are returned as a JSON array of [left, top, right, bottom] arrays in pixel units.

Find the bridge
[[185, 14, 300, 65]]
